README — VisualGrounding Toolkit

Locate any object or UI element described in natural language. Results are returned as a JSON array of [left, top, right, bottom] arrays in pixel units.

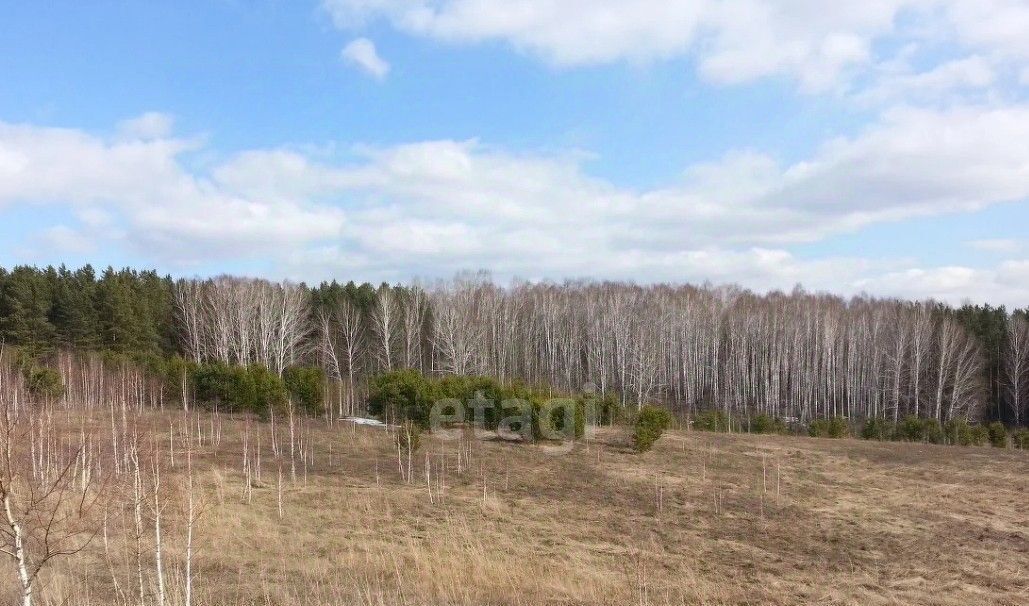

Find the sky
[[0, 1, 1027, 306]]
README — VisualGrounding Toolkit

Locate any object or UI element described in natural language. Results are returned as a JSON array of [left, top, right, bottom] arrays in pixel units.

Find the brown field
[[14, 412, 1029, 606]]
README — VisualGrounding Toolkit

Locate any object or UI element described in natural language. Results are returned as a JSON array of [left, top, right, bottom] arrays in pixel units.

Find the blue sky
[[1, 1, 1027, 305]]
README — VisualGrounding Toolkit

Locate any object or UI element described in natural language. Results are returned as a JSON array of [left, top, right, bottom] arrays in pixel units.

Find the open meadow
[[12, 411, 1027, 606]]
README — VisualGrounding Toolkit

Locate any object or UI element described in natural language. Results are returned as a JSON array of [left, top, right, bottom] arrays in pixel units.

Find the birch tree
[[0, 392, 104, 606], [1005, 315, 1029, 425]]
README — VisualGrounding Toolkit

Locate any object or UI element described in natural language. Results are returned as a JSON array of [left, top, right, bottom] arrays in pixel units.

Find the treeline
[[1, 265, 1027, 427], [0, 265, 175, 355], [692, 409, 1029, 449]]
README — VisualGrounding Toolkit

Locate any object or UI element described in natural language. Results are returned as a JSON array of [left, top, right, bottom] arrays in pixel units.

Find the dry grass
[[13, 412, 1029, 605]]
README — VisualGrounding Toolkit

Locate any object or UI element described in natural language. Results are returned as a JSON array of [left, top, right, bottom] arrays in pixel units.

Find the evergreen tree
[[0, 266, 55, 352], [49, 265, 99, 349], [96, 267, 143, 353]]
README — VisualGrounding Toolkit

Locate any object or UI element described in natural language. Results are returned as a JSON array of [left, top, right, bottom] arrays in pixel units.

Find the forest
[[0, 264, 1028, 606], [0, 264, 1026, 428]]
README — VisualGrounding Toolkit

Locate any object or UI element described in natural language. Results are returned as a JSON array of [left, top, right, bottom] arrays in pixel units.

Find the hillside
[[10, 410, 1027, 606]]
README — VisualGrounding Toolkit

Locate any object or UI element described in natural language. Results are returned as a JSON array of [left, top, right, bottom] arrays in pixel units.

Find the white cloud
[[0, 116, 345, 263], [2, 108, 1028, 305], [117, 112, 174, 140], [853, 261, 1029, 307], [321, 0, 1029, 92], [341, 37, 390, 79], [765, 105, 1029, 220], [322, 0, 883, 90], [267, 104, 1029, 299], [967, 238, 1023, 254], [944, 0, 1029, 61], [856, 55, 996, 106]]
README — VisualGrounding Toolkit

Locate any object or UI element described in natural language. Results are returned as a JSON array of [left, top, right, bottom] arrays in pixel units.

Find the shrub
[[633, 405, 672, 453], [162, 355, 197, 404], [987, 422, 1008, 448], [191, 362, 226, 403], [234, 365, 288, 420], [1013, 428, 1029, 450], [809, 417, 848, 438], [190, 362, 286, 418], [923, 418, 945, 444], [590, 392, 623, 426], [749, 413, 786, 434], [24, 366, 64, 402], [368, 369, 438, 427], [529, 397, 586, 441], [693, 410, 729, 432], [438, 374, 507, 429], [283, 366, 326, 415], [861, 417, 894, 441], [943, 418, 987, 446], [895, 415, 922, 441], [369, 370, 593, 440], [895, 416, 943, 443], [944, 418, 968, 445]]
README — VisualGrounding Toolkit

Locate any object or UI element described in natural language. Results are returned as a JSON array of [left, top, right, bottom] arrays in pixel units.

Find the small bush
[[861, 418, 894, 441], [921, 418, 945, 444], [944, 418, 969, 445], [693, 410, 729, 432], [283, 366, 326, 415], [367, 369, 590, 440], [1013, 428, 1029, 450], [163, 355, 197, 403], [895, 415, 921, 441], [190, 362, 287, 418], [943, 419, 987, 446], [749, 413, 786, 434], [368, 369, 439, 427], [24, 366, 64, 402], [987, 422, 1008, 448], [970, 424, 990, 446], [809, 417, 848, 439], [633, 405, 672, 453], [529, 397, 586, 441], [591, 392, 623, 426], [438, 375, 508, 429], [896, 416, 922, 441], [238, 365, 289, 420], [895, 416, 944, 443]]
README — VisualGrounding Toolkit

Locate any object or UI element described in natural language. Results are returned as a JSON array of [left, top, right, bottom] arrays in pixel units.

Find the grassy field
[[17, 412, 1029, 606]]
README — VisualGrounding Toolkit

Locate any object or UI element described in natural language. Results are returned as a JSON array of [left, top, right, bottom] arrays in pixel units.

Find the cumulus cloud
[[341, 37, 390, 79], [945, 0, 1029, 61], [765, 105, 1029, 220], [855, 56, 996, 106], [0, 117, 345, 263], [321, 0, 1029, 93], [852, 261, 1029, 306], [2, 108, 1028, 305]]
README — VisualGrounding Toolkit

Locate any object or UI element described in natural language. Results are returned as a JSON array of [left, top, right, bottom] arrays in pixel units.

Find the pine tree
[[96, 267, 142, 353], [0, 266, 56, 352], [49, 265, 99, 349]]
